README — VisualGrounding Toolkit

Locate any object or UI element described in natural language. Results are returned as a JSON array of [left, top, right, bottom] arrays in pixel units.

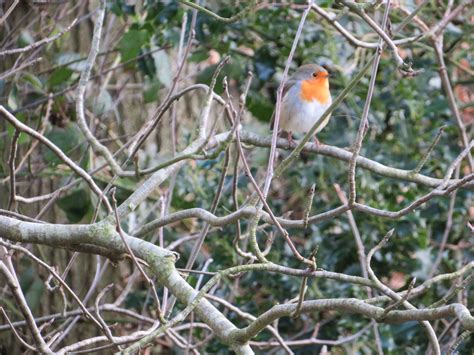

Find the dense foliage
[[0, 1, 472, 353]]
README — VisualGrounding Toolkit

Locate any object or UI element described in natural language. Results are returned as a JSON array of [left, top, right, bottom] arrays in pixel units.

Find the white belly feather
[[279, 83, 332, 134]]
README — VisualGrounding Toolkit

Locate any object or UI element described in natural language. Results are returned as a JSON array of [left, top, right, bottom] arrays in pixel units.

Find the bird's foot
[[287, 132, 296, 148], [313, 136, 321, 148]]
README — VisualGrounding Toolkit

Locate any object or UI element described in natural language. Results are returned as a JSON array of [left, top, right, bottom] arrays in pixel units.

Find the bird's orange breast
[[300, 77, 330, 104]]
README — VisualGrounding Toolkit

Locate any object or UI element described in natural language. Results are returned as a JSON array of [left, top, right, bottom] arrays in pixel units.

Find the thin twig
[[264, 0, 312, 199], [0, 0, 19, 25], [428, 166, 459, 278], [0, 57, 43, 80], [128, 11, 198, 160], [303, 184, 316, 230], [311, 3, 420, 49], [447, 330, 471, 355], [0, 307, 36, 351], [180, 0, 259, 23], [348, 0, 391, 206], [2, 94, 53, 184], [0, 105, 112, 213], [379, 277, 417, 319], [334, 183, 383, 354], [0, 18, 78, 55], [412, 125, 446, 174], [0, 261, 52, 353], [75, 0, 124, 177], [223, 76, 250, 259], [429, 274, 474, 309], [110, 188, 165, 323], [249, 322, 371, 348], [7, 129, 20, 211], [366, 229, 441, 354], [291, 276, 308, 319], [338, 0, 408, 70], [94, 284, 119, 349], [185, 146, 231, 270], [0, 239, 105, 332], [432, 36, 474, 171]]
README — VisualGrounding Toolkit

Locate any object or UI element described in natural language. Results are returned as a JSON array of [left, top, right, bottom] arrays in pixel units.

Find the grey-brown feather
[[270, 79, 296, 130]]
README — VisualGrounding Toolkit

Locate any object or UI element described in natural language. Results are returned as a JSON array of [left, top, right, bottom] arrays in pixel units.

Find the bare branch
[[229, 298, 473, 344], [7, 129, 20, 211], [0, 106, 112, 212], [75, 0, 124, 177], [347, 1, 391, 206], [0, 57, 43, 80], [366, 230, 441, 354], [0, 19, 78, 56], [0, 262, 52, 353], [0, 307, 36, 351], [111, 189, 165, 323], [0, 239, 105, 332], [180, 0, 259, 23], [0, 0, 19, 25]]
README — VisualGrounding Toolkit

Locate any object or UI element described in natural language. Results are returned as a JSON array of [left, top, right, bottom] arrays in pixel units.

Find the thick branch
[[0, 215, 251, 353], [229, 299, 473, 343], [219, 131, 473, 189]]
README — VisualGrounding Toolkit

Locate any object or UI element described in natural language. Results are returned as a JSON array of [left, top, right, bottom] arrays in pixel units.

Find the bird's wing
[[270, 79, 297, 130]]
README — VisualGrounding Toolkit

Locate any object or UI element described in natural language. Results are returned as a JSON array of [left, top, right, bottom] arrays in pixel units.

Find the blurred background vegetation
[[0, 0, 472, 353]]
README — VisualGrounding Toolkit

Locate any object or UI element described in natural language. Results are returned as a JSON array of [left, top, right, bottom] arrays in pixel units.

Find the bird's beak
[[318, 73, 332, 78]]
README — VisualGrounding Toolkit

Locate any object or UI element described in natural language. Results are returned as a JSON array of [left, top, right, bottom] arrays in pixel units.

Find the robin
[[271, 64, 332, 145]]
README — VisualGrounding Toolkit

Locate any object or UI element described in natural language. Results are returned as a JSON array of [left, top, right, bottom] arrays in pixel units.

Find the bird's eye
[[312, 72, 318, 77]]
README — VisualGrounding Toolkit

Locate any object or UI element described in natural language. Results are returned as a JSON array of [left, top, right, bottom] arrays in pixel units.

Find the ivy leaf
[[55, 52, 87, 72], [119, 29, 149, 63], [44, 123, 85, 166], [152, 48, 172, 88], [7, 84, 19, 111], [57, 188, 93, 223], [21, 73, 44, 93], [91, 89, 113, 115], [47, 67, 74, 88], [247, 93, 274, 122], [143, 79, 161, 103]]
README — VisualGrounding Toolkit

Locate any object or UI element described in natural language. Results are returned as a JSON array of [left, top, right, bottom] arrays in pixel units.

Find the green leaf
[[189, 49, 209, 63], [0, 79, 5, 97], [119, 29, 149, 63], [152, 1, 179, 25], [55, 52, 87, 72], [44, 123, 85, 165], [21, 73, 44, 93], [247, 93, 274, 122], [7, 84, 19, 111], [7, 125, 30, 145], [47, 67, 74, 88], [91, 89, 113, 115], [18, 30, 34, 47], [109, 0, 130, 16], [143, 79, 161, 103], [20, 267, 44, 313], [57, 188, 92, 223], [24, 279, 45, 313], [152, 48, 172, 88]]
